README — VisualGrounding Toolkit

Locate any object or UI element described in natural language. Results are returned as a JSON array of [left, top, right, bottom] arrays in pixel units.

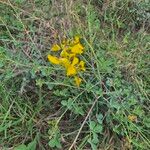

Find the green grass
[[0, 0, 149, 149]]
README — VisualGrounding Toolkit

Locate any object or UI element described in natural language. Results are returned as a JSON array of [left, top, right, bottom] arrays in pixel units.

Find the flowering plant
[[48, 36, 86, 87]]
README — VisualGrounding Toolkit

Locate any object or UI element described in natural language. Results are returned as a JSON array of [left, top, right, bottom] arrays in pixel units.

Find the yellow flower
[[72, 57, 79, 66], [60, 58, 70, 68], [48, 36, 85, 86], [71, 43, 84, 54], [74, 76, 82, 87], [79, 60, 86, 71], [67, 65, 77, 76], [51, 44, 61, 51], [128, 115, 137, 122], [47, 54, 60, 64]]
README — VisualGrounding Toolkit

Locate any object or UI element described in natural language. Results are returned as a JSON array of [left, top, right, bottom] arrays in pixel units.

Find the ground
[[0, 0, 150, 150]]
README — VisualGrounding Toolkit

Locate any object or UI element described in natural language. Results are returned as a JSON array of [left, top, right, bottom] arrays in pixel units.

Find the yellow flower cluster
[[128, 114, 137, 122], [47, 36, 86, 87]]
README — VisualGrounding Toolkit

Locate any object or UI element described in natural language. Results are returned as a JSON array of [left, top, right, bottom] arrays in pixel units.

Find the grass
[[0, 0, 150, 149]]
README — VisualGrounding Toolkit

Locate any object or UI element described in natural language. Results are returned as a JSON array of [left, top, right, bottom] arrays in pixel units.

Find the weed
[[0, 0, 149, 149]]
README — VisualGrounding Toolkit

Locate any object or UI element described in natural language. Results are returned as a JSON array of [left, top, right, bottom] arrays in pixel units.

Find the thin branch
[[68, 95, 101, 150]]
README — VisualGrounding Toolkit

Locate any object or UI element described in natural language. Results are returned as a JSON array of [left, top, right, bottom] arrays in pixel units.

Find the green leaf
[[74, 106, 84, 116], [36, 79, 45, 88], [48, 138, 56, 148], [89, 121, 103, 133], [88, 138, 97, 150], [91, 143, 97, 150], [61, 99, 73, 110], [96, 113, 103, 124], [143, 117, 150, 128], [14, 0, 25, 4], [55, 139, 62, 149], [61, 100, 68, 106], [0, 61, 4, 68], [14, 144, 27, 150], [109, 98, 121, 110], [48, 137, 62, 149], [92, 132, 99, 144], [93, 124, 103, 133], [133, 106, 144, 117], [46, 82, 54, 90], [89, 121, 96, 130], [27, 139, 37, 150]]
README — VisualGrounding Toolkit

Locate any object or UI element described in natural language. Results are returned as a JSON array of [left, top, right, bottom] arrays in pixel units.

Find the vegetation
[[0, 0, 149, 149]]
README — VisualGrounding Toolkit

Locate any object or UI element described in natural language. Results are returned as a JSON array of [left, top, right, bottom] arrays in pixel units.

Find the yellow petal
[[60, 58, 70, 68], [69, 53, 76, 59], [60, 50, 69, 58], [79, 60, 86, 71], [74, 76, 82, 87], [128, 115, 137, 122], [72, 57, 79, 66], [51, 44, 61, 51], [74, 36, 80, 44], [62, 39, 70, 45], [61, 39, 69, 49], [66, 65, 77, 76], [71, 43, 84, 54], [47, 55, 60, 64]]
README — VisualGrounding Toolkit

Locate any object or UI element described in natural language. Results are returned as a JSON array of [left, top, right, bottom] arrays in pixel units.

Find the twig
[[68, 96, 101, 150]]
